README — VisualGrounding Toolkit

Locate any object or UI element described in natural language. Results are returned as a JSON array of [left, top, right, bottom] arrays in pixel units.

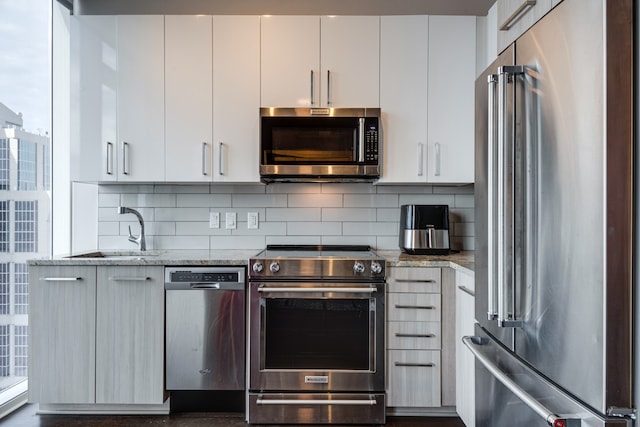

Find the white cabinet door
[[497, 0, 553, 53], [260, 16, 320, 107], [213, 16, 261, 182], [455, 271, 475, 427], [165, 15, 213, 182], [320, 16, 380, 107], [427, 16, 476, 184], [117, 15, 165, 181], [378, 15, 429, 183], [28, 266, 97, 404], [95, 266, 164, 404], [71, 16, 118, 182]]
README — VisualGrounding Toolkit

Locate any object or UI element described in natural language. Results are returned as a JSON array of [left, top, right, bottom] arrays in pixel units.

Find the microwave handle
[[358, 118, 365, 163]]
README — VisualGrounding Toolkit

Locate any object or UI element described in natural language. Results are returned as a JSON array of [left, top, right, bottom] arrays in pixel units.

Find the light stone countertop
[[28, 248, 475, 274]]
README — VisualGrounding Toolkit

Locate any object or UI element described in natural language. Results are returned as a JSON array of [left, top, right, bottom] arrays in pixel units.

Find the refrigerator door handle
[[497, 65, 525, 329], [463, 336, 581, 427], [487, 74, 498, 320]]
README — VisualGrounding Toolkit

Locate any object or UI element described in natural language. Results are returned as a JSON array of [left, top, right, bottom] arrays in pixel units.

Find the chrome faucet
[[118, 206, 146, 251]]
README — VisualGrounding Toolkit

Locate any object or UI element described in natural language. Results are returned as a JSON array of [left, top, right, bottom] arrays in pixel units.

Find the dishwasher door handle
[[190, 283, 221, 289]]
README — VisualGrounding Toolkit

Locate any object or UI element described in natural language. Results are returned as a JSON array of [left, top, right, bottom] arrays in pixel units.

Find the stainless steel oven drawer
[[248, 392, 386, 424]]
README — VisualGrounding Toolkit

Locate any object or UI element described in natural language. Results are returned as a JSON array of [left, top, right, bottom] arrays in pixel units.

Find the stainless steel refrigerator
[[468, 0, 634, 425]]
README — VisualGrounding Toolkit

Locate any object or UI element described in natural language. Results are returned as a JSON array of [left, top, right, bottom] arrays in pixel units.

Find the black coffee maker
[[399, 204, 451, 255]]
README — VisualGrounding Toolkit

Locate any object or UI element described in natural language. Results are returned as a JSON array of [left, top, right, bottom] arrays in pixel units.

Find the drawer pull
[[393, 279, 436, 284], [499, 0, 536, 31], [109, 276, 151, 282], [394, 362, 435, 368], [395, 333, 436, 338], [395, 305, 436, 310], [42, 277, 82, 282]]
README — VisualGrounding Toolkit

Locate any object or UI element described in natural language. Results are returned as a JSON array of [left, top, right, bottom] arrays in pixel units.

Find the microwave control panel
[[364, 118, 379, 162]]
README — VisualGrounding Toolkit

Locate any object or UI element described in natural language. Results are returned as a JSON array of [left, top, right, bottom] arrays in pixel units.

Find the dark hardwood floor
[[3, 404, 466, 427]]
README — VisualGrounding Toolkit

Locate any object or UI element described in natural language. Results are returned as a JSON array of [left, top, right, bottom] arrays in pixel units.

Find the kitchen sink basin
[[66, 251, 161, 260]]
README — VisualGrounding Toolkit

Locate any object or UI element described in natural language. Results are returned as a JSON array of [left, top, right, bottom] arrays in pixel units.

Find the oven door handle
[[256, 398, 378, 406], [258, 287, 377, 293]]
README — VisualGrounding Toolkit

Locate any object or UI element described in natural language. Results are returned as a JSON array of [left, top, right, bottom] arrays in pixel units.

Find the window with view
[[0, 0, 51, 411]]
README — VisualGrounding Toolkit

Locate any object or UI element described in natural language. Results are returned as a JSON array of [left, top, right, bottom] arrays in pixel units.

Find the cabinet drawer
[[388, 267, 441, 293], [387, 349, 441, 407], [388, 293, 441, 322], [387, 321, 441, 350]]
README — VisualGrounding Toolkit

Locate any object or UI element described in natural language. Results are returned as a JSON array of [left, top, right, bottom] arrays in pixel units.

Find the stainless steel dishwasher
[[165, 266, 245, 391]]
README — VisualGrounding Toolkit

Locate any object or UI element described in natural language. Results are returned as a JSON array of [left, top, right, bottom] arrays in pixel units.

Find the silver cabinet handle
[[395, 333, 436, 338], [218, 142, 225, 176], [417, 143, 424, 176], [310, 69, 315, 106], [458, 285, 476, 297], [202, 142, 208, 176], [487, 73, 498, 320], [463, 336, 579, 427], [434, 142, 441, 176], [42, 277, 82, 282], [122, 142, 130, 175], [327, 69, 331, 106], [109, 276, 150, 282], [394, 362, 435, 367], [257, 398, 377, 406], [106, 142, 114, 175], [500, 0, 536, 31], [395, 305, 436, 310]]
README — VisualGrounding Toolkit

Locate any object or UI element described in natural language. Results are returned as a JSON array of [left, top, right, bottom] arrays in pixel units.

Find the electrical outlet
[[248, 212, 259, 229], [209, 211, 220, 229], [225, 212, 237, 229]]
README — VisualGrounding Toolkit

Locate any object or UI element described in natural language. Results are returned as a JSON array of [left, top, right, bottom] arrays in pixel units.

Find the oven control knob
[[269, 261, 280, 273], [371, 261, 383, 275], [353, 261, 366, 274], [252, 261, 264, 274]]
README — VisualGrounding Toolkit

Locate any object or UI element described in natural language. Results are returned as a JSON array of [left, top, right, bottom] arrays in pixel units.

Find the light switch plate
[[225, 212, 237, 229], [248, 212, 259, 229], [209, 211, 220, 229]]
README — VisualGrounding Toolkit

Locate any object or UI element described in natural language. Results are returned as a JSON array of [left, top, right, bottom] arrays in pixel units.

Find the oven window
[[264, 298, 371, 370]]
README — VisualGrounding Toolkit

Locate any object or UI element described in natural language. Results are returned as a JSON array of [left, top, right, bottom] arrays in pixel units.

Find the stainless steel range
[[247, 245, 386, 424]]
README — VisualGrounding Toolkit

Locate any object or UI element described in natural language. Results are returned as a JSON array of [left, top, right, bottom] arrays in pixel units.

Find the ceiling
[[74, 0, 496, 16]]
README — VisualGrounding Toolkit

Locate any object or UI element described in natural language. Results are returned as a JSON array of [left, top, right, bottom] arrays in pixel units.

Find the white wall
[[95, 183, 474, 252]]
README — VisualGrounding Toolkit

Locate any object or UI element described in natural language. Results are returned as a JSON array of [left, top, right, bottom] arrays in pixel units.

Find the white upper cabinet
[[261, 16, 320, 107], [379, 15, 429, 183], [379, 15, 475, 184], [212, 15, 261, 182], [497, 0, 553, 53], [165, 15, 213, 182], [319, 16, 380, 107], [117, 15, 165, 181], [260, 15, 380, 107], [426, 15, 476, 183], [71, 16, 118, 182]]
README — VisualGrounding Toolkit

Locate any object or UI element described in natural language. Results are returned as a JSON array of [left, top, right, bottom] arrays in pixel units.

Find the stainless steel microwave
[[260, 107, 381, 183]]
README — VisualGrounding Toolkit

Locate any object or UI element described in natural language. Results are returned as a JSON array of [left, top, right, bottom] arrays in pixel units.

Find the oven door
[[249, 281, 385, 392]]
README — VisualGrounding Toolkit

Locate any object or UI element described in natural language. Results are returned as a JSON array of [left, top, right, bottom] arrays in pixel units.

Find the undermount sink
[[66, 251, 161, 260]]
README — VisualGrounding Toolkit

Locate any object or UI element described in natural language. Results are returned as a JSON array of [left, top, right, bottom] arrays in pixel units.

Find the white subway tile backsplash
[[177, 194, 232, 207], [96, 183, 475, 251], [287, 222, 342, 236], [322, 208, 376, 222], [267, 208, 321, 222], [287, 193, 343, 208]]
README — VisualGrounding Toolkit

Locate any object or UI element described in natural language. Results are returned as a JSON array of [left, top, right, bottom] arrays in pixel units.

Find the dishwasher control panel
[[165, 266, 246, 290]]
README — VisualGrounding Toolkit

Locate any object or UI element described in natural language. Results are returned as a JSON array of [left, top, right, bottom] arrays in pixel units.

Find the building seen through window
[[0, 102, 50, 393]]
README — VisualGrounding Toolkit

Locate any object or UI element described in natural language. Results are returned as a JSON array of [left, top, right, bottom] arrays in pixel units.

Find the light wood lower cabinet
[[29, 265, 165, 406], [455, 270, 475, 426], [386, 266, 455, 410], [29, 266, 97, 404], [96, 266, 164, 404]]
